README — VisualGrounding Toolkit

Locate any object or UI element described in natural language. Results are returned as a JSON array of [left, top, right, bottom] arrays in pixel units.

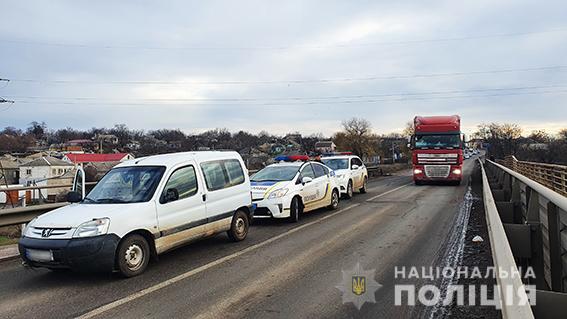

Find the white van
[[18, 151, 253, 277]]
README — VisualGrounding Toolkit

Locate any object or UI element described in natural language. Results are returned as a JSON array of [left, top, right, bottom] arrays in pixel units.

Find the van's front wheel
[[117, 234, 150, 277], [228, 210, 249, 242]]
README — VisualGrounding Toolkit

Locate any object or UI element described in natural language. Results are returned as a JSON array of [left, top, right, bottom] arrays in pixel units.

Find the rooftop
[[20, 156, 73, 167]]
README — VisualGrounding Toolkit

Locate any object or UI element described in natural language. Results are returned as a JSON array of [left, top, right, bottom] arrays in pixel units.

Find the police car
[[320, 153, 368, 199], [250, 155, 340, 222]]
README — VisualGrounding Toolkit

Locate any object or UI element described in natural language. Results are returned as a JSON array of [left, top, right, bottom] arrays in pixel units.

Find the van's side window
[[201, 159, 245, 191], [224, 159, 245, 186], [161, 166, 198, 202]]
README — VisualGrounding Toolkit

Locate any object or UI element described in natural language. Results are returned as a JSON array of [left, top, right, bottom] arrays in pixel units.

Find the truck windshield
[[415, 134, 461, 149], [83, 166, 165, 204], [251, 166, 299, 182], [321, 158, 349, 170]]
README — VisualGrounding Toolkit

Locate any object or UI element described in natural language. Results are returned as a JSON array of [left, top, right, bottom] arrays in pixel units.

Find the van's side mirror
[[67, 191, 82, 203], [301, 177, 313, 185], [351, 164, 359, 170], [163, 188, 179, 203]]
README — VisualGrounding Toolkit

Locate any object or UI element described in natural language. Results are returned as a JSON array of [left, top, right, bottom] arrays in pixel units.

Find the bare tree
[[334, 118, 377, 157]]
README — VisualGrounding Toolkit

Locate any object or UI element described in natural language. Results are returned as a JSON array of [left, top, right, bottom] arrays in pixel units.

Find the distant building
[[19, 156, 74, 200], [0, 156, 22, 185], [284, 133, 302, 143], [95, 134, 119, 145], [315, 141, 336, 154], [63, 153, 134, 166]]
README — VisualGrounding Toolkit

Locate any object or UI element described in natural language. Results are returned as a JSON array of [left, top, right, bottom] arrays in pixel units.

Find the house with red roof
[[63, 153, 134, 166]]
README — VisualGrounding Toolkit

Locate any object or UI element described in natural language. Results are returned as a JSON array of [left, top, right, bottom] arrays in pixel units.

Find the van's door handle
[[202, 194, 207, 202]]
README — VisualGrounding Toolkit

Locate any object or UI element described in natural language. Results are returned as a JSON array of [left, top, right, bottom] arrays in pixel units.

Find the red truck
[[409, 115, 464, 185]]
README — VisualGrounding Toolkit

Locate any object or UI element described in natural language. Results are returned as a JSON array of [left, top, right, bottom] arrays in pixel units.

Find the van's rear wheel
[[117, 234, 150, 277], [228, 210, 249, 242]]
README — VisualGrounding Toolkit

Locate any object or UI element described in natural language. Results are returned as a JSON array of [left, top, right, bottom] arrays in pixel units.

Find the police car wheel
[[359, 177, 368, 194], [328, 190, 339, 210], [289, 197, 302, 223], [345, 181, 353, 199], [117, 234, 150, 278], [228, 210, 249, 242]]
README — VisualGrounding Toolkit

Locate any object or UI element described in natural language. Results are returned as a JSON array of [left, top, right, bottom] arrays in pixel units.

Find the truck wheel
[[117, 234, 150, 278], [327, 189, 339, 210], [288, 196, 302, 223], [228, 210, 249, 242], [345, 180, 354, 199], [359, 177, 368, 193]]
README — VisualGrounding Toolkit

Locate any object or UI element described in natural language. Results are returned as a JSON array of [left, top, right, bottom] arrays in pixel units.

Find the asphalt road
[[0, 159, 478, 319]]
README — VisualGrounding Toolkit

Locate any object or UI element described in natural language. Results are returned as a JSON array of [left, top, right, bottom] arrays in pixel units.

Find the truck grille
[[425, 165, 451, 178], [417, 153, 458, 165]]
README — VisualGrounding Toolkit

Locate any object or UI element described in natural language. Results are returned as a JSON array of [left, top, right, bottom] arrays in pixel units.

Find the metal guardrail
[[482, 158, 567, 318], [501, 156, 567, 197], [479, 159, 534, 318]]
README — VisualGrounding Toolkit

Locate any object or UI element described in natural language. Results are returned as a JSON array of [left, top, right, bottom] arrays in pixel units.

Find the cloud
[[1, 0, 566, 136]]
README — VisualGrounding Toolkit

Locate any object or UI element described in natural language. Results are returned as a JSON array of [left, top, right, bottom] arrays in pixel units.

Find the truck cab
[[409, 115, 464, 185]]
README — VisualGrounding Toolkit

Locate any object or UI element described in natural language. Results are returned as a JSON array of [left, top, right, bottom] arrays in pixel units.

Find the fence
[[482, 158, 567, 318], [501, 155, 567, 197]]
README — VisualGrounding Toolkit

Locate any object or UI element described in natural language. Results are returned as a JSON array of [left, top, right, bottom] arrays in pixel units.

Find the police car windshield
[[321, 158, 349, 170], [83, 166, 165, 204], [251, 166, 299, 182]]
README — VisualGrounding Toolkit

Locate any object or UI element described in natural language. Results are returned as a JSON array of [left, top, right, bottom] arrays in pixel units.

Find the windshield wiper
[[82, 197, 96, 203]]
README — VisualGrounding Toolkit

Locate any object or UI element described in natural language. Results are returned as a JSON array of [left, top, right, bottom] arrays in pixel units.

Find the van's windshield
[[83, 166, 166, 204]]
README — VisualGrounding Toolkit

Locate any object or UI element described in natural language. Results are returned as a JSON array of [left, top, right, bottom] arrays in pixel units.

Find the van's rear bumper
[[18, 234, 120, 272]]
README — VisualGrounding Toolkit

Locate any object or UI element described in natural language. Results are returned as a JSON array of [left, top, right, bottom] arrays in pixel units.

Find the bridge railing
[[481, 158, 567, 318], [501, 155, 567, 197]]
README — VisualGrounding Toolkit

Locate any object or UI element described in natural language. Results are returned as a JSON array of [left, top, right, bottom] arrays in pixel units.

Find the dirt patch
[[448, 164, 501, 318], [0, 225, 21, 238]]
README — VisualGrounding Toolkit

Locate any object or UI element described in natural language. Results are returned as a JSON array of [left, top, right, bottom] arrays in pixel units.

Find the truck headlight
[[73, 218, 110, 238], [453, 169, 462, 175], [413, 169, 423, 174], [268, 188, 289, 199]]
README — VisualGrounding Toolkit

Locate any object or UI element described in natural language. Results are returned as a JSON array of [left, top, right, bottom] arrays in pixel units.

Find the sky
[[1, 0, 567, 137]]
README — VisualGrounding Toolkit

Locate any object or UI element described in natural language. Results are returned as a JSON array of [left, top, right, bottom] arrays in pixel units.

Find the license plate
[[26, 249, 53, 262]]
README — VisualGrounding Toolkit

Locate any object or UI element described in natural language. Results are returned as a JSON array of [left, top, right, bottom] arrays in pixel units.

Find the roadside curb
[[0, 244, 19, 262]]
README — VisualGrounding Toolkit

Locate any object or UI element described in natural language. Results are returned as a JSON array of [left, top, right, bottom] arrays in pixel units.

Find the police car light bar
[[274, 155, 310, 162]]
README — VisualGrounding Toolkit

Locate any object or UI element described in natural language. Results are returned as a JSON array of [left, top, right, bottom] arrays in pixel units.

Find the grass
[[0, 236, 18, 247]]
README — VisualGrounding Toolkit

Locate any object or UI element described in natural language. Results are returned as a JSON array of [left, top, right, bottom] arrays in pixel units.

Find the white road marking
[[78, 182, 411, 319], [365, 182, 414, 202]]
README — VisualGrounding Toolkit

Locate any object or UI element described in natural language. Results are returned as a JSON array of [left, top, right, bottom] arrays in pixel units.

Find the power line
[[7, 65, 567, 86], [11, 86, 567, 107], [3, 28, 567, 51], [5, 84, 567, 102]]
